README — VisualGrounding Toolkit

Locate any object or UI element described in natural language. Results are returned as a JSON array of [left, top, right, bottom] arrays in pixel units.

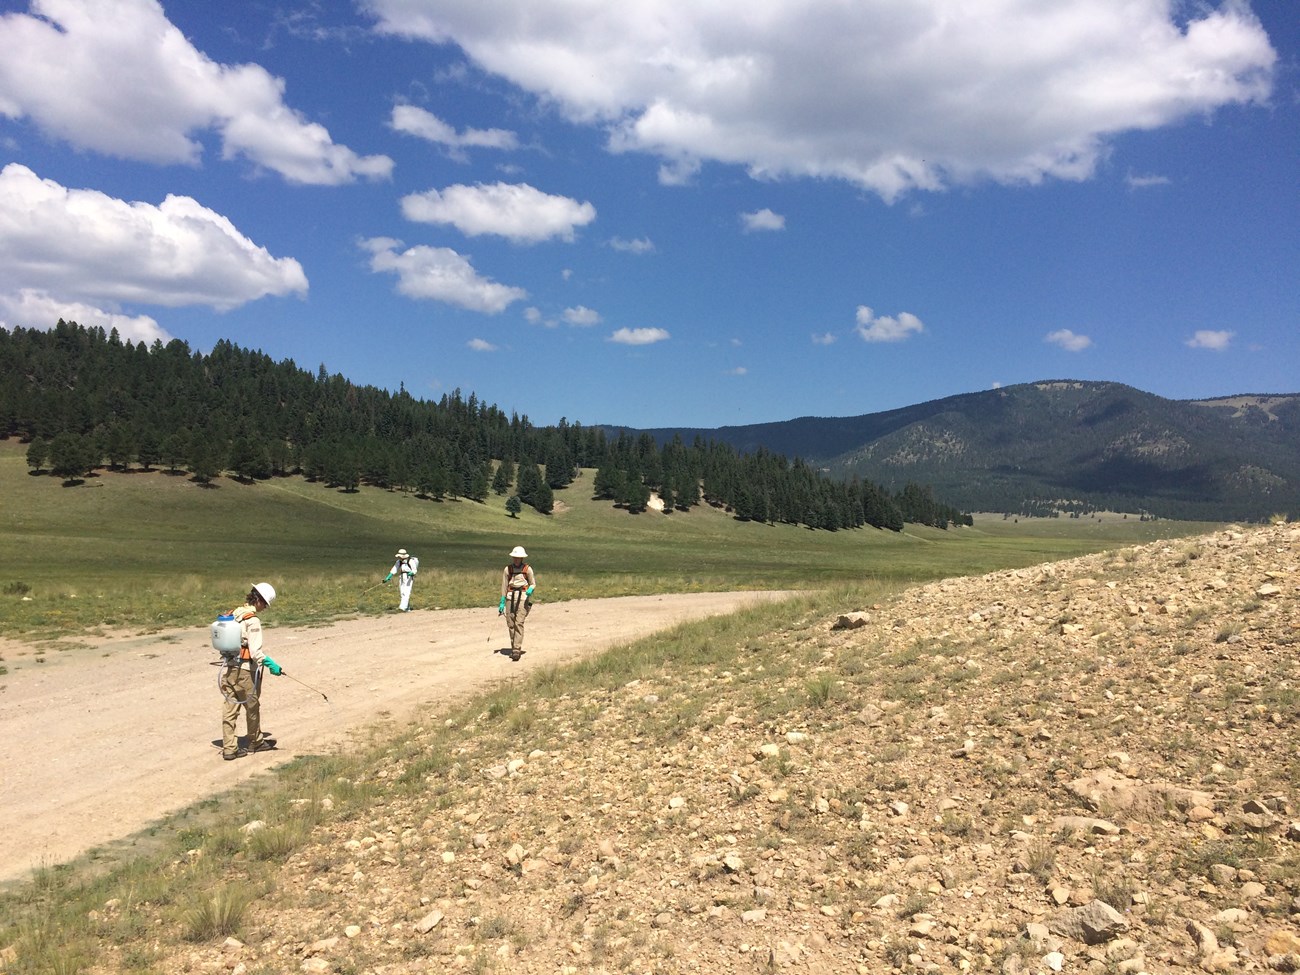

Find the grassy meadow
[[0, 438, 1222, 640], [0, 435, 1251, 973]]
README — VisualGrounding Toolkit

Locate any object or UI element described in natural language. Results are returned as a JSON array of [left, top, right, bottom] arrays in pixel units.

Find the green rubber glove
[[525, 585, 534, 597], [264, 656, 282, 676], [384, 572, 392, 582], [498, 596, 506, 614]]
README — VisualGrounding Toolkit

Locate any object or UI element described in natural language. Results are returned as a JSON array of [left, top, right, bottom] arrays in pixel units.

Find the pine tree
[[491, 459, 514, 495], [467, 461, 491, 502], [532, 480, 554, 514], [25, 436, 48, 473], [135, 427, 161, 471], [515, 462, 544, 507], [592, 465, 624, 500]]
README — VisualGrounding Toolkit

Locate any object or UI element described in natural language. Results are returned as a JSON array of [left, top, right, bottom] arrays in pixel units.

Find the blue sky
[[0, 0, 1295, 428]]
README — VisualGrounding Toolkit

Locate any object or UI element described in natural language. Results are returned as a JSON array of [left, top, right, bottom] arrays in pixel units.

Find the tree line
[[0, 321, 970, 531]]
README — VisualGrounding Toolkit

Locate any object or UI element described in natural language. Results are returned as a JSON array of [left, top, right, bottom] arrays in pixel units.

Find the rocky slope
[[111, 524, 1300, 973]]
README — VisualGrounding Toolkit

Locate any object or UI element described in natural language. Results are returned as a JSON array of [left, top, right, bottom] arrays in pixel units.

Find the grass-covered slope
[[0, 439, 1216, 639]]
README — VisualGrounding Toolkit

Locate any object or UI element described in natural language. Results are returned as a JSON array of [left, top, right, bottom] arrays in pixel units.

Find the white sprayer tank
[[211, 614, 242, 655]]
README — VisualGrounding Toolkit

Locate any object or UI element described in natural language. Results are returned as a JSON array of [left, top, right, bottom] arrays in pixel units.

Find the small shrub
[[247, 823, 306, 861], [1023, 839, 1056, 883], [182, 885, 251, 941], [939, 810, 974, 838], [806, 673, 835, 707], [896, 892, 931, 919], [3, 581, 31, 596], [1214, 621, 1243, 643]]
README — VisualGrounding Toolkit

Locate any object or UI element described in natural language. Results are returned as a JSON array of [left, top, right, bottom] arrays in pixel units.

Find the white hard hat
[[252, 582, 276, 605], [509, 546, 528, 559], [396, 548, 408, 558]]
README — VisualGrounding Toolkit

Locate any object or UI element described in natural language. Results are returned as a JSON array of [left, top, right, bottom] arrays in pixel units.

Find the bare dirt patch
[[0, 591, 791, 886]]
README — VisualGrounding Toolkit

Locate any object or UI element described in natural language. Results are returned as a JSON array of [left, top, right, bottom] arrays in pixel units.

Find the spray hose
[[216, 658, 262, 708]]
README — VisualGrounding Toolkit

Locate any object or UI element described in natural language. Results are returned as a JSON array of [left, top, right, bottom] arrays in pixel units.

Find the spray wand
[[278, 668, 330, 703]]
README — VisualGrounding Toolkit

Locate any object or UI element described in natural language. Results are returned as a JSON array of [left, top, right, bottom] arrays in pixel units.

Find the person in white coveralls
[[384, 548, 419, 611]]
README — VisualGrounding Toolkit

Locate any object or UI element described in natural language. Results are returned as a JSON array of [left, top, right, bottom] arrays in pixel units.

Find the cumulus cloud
[[562, 305, 602, 326], [361, 237, 527, 313], [467, 337, 498, 351], [0, 164, 307, 315], [0, 289, 170, 345], [741, 208, 785, 232], [853, 306, 924, 343], [657, 157, 702, 187], [609, 326, 670, 345], [1045, 328, 1093, 352], [390, 105, 519, 153], [1125, 172, 1171, 189], [609, 236, 656, 254], [364, 0, 1274, 201], [0, 0, 392, 185], [811, 332, 837, 345], [726, 366, 748, 376], [1186, 329, 1234, 350], [401, 182, 596, 242]]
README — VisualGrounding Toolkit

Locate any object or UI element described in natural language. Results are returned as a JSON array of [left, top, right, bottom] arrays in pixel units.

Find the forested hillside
[[632, 381, 1300, 521], [0, 321, 968, 531]]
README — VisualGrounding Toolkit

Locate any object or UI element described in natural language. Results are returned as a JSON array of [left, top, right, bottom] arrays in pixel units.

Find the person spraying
[[498, 546, 536, 661], [384, 548, 419, 612], [214, 582, 283, 760]]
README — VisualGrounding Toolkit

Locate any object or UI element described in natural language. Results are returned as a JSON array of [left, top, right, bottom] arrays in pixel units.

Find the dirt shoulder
[[0, 592, 792, 888]]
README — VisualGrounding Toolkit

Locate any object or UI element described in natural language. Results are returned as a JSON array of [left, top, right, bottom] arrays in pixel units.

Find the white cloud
[[361, 237, 527, 313], [563, 305, 602, 326], [401, 182, 596, 243], [390, 105, 519, 152], [0, 289, 170, 345], [1186, 329, 1234, 351], [467, 337, 498, 351], [609, 326, 670, 345], [1125, 172, 1171, 189], [741, 208, 785, 232], [0, 164, 307, 313], [853, 306, 924, 343], [0, 0, 392, 185], [1045, 328, 1093, 352], [366, 0, 1274, 201], [524, 306, 544, 324], [811, 332, 837, 345], [657, 157, 702, 187], [609, 236, 656, 254], [726, 366, 748, 376]]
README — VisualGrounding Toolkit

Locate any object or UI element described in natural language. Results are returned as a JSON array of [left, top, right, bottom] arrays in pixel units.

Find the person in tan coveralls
[[498, 546, 536, 662], [220, 582, 283, 760]]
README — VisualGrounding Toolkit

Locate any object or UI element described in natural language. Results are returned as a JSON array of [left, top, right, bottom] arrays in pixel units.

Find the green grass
[[0, 439, 1221, 638]]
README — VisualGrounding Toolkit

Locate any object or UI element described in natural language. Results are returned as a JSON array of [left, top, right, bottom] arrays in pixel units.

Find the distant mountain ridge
[[623, 381, 1300, 521]]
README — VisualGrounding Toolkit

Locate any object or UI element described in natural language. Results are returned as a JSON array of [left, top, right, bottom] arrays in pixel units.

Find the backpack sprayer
[[211, 613, 330, 704]]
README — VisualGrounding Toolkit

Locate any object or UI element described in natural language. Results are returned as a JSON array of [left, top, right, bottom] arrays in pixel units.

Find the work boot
[[223, 748, 248, 761], [248, 734, 276, 753], [510, 649, 522, 661]]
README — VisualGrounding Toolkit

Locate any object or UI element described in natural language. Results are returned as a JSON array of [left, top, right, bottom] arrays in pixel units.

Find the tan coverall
[[500, 560, 536, 658], [220, 603, 269, 757]]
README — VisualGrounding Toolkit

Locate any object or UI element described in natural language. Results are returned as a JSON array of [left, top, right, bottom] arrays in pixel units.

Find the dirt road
[[0, 592, 791, 887]]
